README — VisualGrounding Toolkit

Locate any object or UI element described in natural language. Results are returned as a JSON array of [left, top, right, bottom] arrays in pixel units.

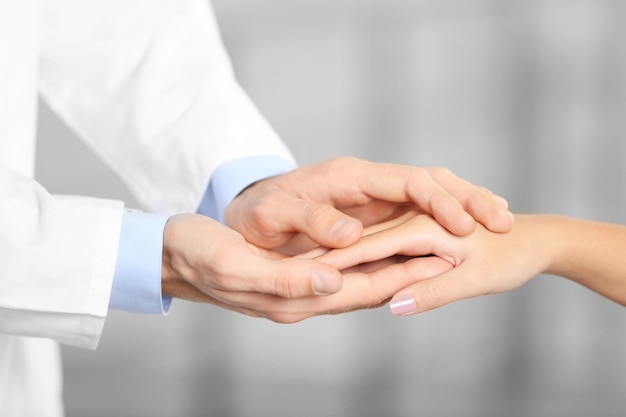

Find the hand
[[161, 213, 344, 303], [162, 214, 453, 322], [225, 157, 514, 253], [314, 212, 549, 315]]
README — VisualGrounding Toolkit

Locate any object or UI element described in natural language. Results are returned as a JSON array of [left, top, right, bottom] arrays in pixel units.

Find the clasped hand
[[161, 157, 514, 322]]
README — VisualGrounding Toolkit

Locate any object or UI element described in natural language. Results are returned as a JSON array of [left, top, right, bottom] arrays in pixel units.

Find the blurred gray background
[[35, 0, 626, 416]]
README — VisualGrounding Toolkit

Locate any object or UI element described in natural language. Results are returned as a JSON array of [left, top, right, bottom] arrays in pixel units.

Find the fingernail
[[390, 294, 417, 316], [312, 271, 341, 295], [331, 220, 360, 240]]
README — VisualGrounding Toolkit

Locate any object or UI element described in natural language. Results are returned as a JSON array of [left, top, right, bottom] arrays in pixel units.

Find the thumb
[[284, 199, 363, 248], [241, 255, 344, 298]]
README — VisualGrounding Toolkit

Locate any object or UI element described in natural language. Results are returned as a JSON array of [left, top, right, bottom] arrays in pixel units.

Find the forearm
[[539, 215, 626, 305], [0, 167, 123, 348]]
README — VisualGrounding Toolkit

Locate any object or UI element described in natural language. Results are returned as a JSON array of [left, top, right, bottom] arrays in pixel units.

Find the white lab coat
[[0, 0, 294, 414]]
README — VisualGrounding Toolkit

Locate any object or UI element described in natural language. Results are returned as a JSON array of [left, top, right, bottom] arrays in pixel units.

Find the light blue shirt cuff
[[110, 210, 172, 314], [197, 155, 297, 223], [110, 155, 295, 315]]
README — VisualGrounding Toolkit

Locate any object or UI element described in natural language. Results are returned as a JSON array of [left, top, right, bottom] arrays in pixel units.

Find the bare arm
[[541, 215, 626, 305]]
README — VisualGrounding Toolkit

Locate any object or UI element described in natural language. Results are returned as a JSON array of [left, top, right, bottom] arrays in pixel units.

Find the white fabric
[[0, 0, 295, 414]]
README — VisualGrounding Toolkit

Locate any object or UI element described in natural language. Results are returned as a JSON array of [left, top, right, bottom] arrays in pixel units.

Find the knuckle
[[239, 192, 288, 246], [245, 191, 280, 231], [302, 203, 333, 229], [271, 270, 305, 299], [273, 278, 294, 299], [328, 155, 358, 167], [405, 171, 432, 205], [424, 284, 447, 310], [325, 156, 364, 180], [427, 166, 453, 179]]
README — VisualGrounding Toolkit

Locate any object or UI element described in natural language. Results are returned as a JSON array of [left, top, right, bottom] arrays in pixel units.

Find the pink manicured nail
[[390, 294, 417, 316]]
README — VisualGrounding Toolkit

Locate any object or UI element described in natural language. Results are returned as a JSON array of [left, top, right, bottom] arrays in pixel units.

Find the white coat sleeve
[[0, 1, 124, 350], [0, 167, 123, 349], [38, 0, 296, 215]]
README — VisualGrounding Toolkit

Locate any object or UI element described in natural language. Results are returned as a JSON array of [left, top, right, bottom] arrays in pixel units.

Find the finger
[[310, 256, 454, 315], [291, 158, 477, 236], [287, 209, 417, 260], [279, 198, 363, 248], [463, 189, 515, 233], [314, 235, 401, 271], [216, 253, 344, 298], [342, 200, 416, 228], [340, 255, 414, 274], [427, 168, 514, 233], [227, 188, 363, 249], [296, 246, 330, 259], [389, 265, 486, 316], [315, 215, 443, 271], [347, 163, 477, 236], [210, 255, 454, 323], [421, 191, 477, 236]]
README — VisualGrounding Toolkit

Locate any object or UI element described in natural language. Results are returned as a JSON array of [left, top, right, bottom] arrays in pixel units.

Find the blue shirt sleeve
[[197, 155, 297, 222], [109, 155, 297, 313], [109, 209, 172, 314]]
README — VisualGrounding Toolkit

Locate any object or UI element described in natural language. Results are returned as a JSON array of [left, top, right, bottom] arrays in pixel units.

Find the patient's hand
[[313, 212, 547, 316]]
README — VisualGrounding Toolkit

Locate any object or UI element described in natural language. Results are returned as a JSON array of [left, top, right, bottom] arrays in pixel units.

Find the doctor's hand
[[160, 213, 344, 303], [224, 157, 514, 254], [161, 213, 453, 323]]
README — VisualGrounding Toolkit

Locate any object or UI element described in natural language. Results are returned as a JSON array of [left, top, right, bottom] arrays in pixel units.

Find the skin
[[162, 218, 453, 323], [313, 212, 626, 315], [224, 157, 514, 251], [161, 157, 514, 321]]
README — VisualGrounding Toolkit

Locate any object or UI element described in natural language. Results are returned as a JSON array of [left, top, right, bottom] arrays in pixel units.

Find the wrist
[[161, 214, 186, 297], [527, 214, 581, 278], [160, 213, 220, 303]]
